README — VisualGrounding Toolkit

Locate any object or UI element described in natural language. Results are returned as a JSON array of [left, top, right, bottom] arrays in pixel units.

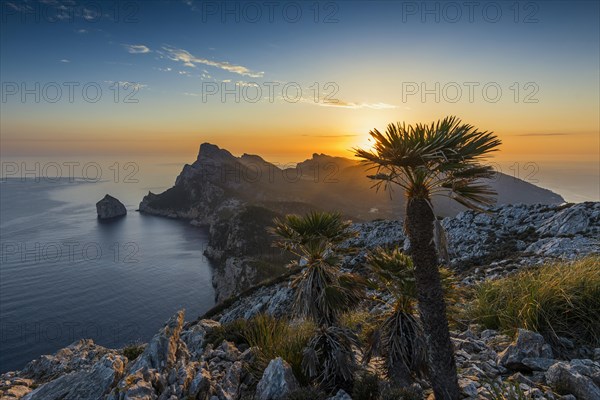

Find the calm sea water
[[0, 176, 216, 373]]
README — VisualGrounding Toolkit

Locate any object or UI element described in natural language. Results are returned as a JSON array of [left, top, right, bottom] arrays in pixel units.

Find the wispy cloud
[[59, 59, 70, 63], [301, 134, 359, 138], [124, 44, 151, 54], [516, 133, 568, 137], [104, 81, 148, 90], [162, 46, 264, 78], [182, 0, 198, 10], [309, 99, 398, 110], [82, 7, 100, 21], [5, 2, 33, 12]]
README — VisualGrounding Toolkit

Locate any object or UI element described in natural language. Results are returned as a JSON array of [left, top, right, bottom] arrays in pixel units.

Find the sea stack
[[96, 194, 127, 220]]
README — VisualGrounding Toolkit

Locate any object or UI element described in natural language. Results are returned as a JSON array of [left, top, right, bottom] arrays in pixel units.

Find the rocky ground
[[2, 202, 599, 399], [2, 310, 600, 400]]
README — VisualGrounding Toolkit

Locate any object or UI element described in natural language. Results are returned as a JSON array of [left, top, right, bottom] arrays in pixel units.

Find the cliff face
[[139, 143, 566, 303], [204, 205, 292, 302]]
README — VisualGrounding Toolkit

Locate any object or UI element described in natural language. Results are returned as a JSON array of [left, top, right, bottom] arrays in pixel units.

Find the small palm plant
[[363, 247, 427, 386], [355, 116, 501, 399], [271, 211, 364, 391], [302, 324, 360, 391], [271, 211, 362, 325]]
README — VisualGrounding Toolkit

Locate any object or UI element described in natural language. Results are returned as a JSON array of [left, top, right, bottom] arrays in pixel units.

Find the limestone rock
[[521, 357, 557, 371], [459, 377, 479, 398], [128, 311, 186, 373], [180, 319, 222, 359], [327, 389, 352, 400], [255, 358, 299, 400], [546, 361, 600, 400], [21, 339, 115, 383], [498, 329, 553, 371], [96, 194, 127, 220], [23, 353, 126, 400]]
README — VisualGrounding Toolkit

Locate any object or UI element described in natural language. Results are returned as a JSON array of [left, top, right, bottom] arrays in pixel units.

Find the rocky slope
[[139, 143, 565, 302], [3, 310, 600, 399], [209, 202, 599, 325]]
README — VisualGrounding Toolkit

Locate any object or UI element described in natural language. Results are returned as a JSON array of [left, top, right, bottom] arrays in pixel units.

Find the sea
[[0, 159, 216, 373]]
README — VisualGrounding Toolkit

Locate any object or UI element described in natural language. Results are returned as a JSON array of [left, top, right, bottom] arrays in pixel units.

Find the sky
[[1, 0, 599, 200]]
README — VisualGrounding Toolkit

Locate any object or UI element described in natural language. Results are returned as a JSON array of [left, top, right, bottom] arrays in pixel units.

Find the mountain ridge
[[138, 142, 565, 301]]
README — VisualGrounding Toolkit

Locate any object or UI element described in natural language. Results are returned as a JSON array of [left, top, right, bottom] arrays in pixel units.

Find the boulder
[[521, 357, 557, 371], [21, 339, 115, 383], [458, 377, 479, 397], [255, 358, 299, 400], [96, 194, 127, 220], [180, 319, 222, 359], [546, 361, 600, 400], [498, 329, 553, 371]]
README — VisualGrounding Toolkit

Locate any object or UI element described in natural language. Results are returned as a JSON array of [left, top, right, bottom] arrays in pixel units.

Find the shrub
[[122, 343, 145, 361], [469, 256, 600, 346], [204, 319, 249, 347], [352, 371, 380, 400], [339, 310, 378, 345]]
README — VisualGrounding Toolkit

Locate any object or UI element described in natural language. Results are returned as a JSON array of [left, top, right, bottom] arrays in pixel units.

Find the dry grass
[[469, 256, 600, 346]]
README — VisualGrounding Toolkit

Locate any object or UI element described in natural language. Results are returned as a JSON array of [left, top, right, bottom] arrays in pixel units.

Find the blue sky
[[1, 0, 599, 164]]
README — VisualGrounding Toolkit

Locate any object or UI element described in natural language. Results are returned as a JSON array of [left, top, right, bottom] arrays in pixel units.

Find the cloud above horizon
[[124, 44, 151, 54], [312, 100, 397, 110], [162, 46, 264, 78], [516, 133, 568, 137]]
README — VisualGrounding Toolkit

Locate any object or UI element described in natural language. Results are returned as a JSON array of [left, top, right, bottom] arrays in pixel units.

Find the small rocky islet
[[96, 195, 127, 220]]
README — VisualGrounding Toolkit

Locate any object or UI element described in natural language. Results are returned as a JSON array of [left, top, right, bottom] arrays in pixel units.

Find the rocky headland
[[138, 143, 566, 302]]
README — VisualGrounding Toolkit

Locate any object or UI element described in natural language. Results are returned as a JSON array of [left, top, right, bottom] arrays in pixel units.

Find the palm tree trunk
[[405, 197, 460, 400]]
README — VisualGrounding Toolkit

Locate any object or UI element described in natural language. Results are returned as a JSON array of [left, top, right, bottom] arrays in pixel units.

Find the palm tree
[[271, 211, 365, 391], [363, 247, 427, 387], [302, 324, 360, 391], [355, 116, 501, 399], [270, 211, 362, 325]]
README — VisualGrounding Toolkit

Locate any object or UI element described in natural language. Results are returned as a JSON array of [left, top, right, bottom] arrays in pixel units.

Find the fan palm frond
[[355, 116, 502, 210], [302, 325, 359, 392]]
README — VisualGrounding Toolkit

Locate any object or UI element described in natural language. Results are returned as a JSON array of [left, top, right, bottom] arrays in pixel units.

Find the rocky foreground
[[2, 311, 600, 400], [2, 202, 599, 399]]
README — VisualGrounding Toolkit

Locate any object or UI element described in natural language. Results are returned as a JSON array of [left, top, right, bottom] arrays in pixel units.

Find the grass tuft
[[469, 256, 600, 346], [243, 314, 315, 385]]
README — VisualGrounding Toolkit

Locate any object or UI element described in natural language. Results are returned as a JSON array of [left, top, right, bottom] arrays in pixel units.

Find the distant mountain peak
[[197, 143, 235, 162], [241, 153, 265, 162]]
